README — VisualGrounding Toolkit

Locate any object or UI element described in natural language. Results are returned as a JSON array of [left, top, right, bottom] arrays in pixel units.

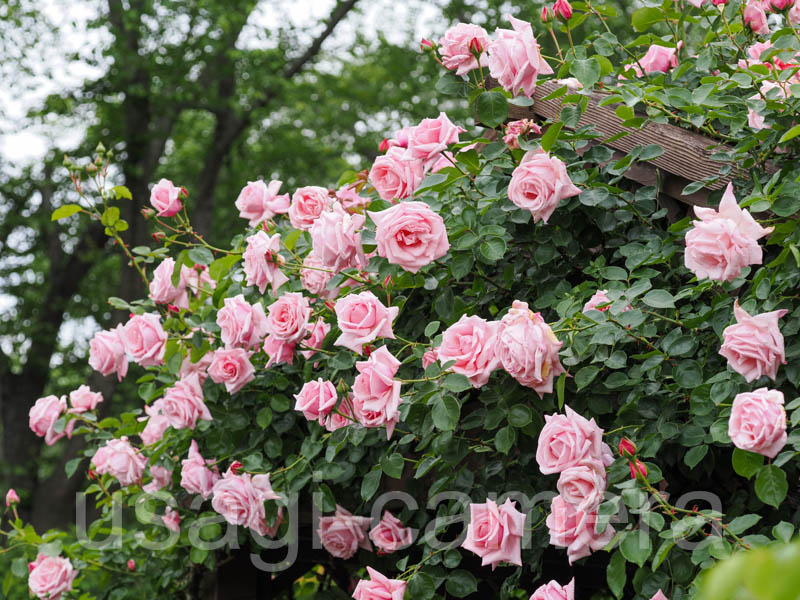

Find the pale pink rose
[[405, 112, 465, 165], [149, 373, 211, 430], [422, 348, 438, 369], [140, 413, 170, 446], [208, 348, 255, 394], [92, 436, 146, 486], [503, 119, 541, 149], [325, 396, 354, 431], [439, 23, 491, 75], [181, 440, 221, 499], [508, 150, 581, 224], [183, 264, 216, 296], [149, 257, 189, 307], [638, 44, 679, 74], [6, 488, 20, 506], [497, 300, 565, 396], [310, 201, 366, 272], [150, 178, 183, 217], [68, 385, 103, 413], [334, 291, 399, 354], [294, 378, 338, 424], [143, 465, 173, 494], [745, 0, 770, 34], [487, 14, 554, 97], [217, 294, 268, 349], [556, 460, 607, 512], [748, 80, 790, 131], [529, 578, 575, 600], [368, 147, 424, 202], [583, 290, 611, 313], [317, 505, 372, 559], [89, 324, 128, 381], [335, 185, 370, 211], [265, 292, 311, 343], [386, 125, 415, 149], [351, 346, 403, 439], [438, 315, 500, 388], [301, 318, 331, 360], [29, 395, 67, 446], [211, 467, 281, 535], [28, 554, 77, 600], [729, 388, 787, 458], [263, 335, 296, 368], [719, 301, 787, 382], [546, 495, 614, 564], [462, 498, 526, 569], [369, 201, 449, 273], [235, 180, 290, 227], [738, 41, 774, 69], [369, 511, 413, 554], [352, 567, 407, 600], [243, 231, 288, 295], [790, 1, 800, 24], [178, 350, 215, 383], [536, 405, 613, 475], [122, 313, 167, 367], [162, 507, 181, 533], [289, 186, 332, 231], [300, 251, 334, 297]]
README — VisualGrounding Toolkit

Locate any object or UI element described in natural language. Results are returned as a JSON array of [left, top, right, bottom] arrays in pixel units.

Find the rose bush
[[3, 1, 800, 599]]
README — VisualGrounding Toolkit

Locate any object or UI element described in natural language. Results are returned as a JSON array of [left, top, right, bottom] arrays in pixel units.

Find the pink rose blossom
[[790, 1, 800, 24], [289, 186, 332, 231], [719, 301, 787, 382], [334, 291, 399, 354], [369, 201, 450, 273], [325, 396, 354, 432], [317, 505, 372, 559], [162, 506, 181, 533], [179, 350, 215, 383], [748, 80, 789, 131], [263, 335, 296, 368], [265, 292, 311, 344], [439, 23, 491, 75], [149, 257, 189, 307], [28, 554, 77, 600], [181, 440, 221, 499], [745, 0, 770, 34], [183, 265, 215, 296], [300, 251, 334, 297], [583, 290, 611, 313], [368, 147, 424, 202], [508, 150, 581, 224], [386, 125, 415, 149], [536, 406, 613, 475], [335, 185, 370, 211], [546, 495, 614, 564], [352, 567, 407, 600], [149, 373, 212, 430], [235, 180, 290, 227], [638, 44, 679, 74], [462, 498, 526, 569], [211, 467, 280, 536], [68, 385, 103, 413], [149, 178, 183, 217], [553, 0, 573, 20], [729, 388, 787, 458], [294, 378, 338, 424], [437, 315, 500, 388], [208, 348, 256, 394], [301, 318, 331, 360], [29, 395, 67, 446], [651, 591, 669, 600], [217, 294, 268, 349], [243, 231, 288, 295], [556, 460, 607, 512], [6, 488, 20, 506], [405, 112, 465, 165], [89, 324, 128, 380], [143, 465, 173, 494], [369, 511, 413, 554], [487, 14, 554, 97], [310, 201, 366, 272], [529, 578, 575, 600], [140, 412, 170, 446], [122, 313, 167, 367], [422, 348, 438, 369], [503, 119, 541, 149], [92, 436, 146, 487], [351, 346, 403, 439]]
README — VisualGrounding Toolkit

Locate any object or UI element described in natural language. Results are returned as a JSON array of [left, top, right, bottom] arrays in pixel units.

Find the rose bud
[[379, 139, 390, 152], [629, 459, 648, 480], [420, 38, 434, 51], [229, 461, 243, 475], [5, 488, 19, 507], [141, 207, 156, 219], [127, 559, 135, 572], [554, 0, 573, 20], [541, 6, 555, 23], [618, 438, 636, 456], [468, 37, 484, 55]]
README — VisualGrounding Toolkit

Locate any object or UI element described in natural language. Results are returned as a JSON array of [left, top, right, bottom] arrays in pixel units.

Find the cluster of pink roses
[[742, 0, 800, 35], [317, 506, 412, 560], [149, 257, 214, 308], [28, 385, 105, 446]]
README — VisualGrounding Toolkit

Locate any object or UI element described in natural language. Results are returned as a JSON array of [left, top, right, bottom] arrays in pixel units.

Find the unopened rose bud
[[95, 141, 106, 154], [88, 468, 97, 480], [167, 304, 179, 314], [541, 6, 555, 23], [28, 562, 36, 573], [618, 438, 636, 456], [230, 461, 243, 475], [86, 163, 98, 173], [712, 0, 727, 4], [629, 459, 647, 480], [378, 139, 390, 152], [62, 154, 73, 168], [5, 488, 19, 507], [180, 187, 189, 199], [420, 38, 434, 51], [151, 231, 166, 242], [364, 344, 373, 357], [554, 0, 573, 20], [468, 36, 484, 55], [324, 300, 336, 312], [141, 207, 156, 219], [768, 0, 791, 9], [383, 275, 393, 288], [127, 559, 135, 572]]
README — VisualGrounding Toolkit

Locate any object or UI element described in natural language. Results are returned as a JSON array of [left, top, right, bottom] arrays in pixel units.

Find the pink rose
[[263, 335, 296, 368], [369, 201, 450, 273], [68, 385, 103, 413], [790, 1, 800, 24], [546, 495, 614, 564], [352, 567, 407, 600], [685, 183, 773, 282], [439, 23, 491, 75], [497, 300, 564, 396], [368, 147, 424, 202], [289, 186, 332, 230], [317, 505, 372, 559], [745, 0, 770, 34], [719, 301, 787, 382], [386, 125, 414, 149], [208, 348, 255, 394], [28, 554, 77, 600], [140, 413, 170, 446], [294, 378, 338, 424], [556, 460, 607, 512], [149, 178, 183, 217], [334, 291, 399, 354], [487, 14, 554, 97], [92, 436, 146, 486], [651, 591, 669, 600], [217, 294, 268, 349], [310, 201, 366, 272], [122, 313, 167, 367], [729, 388, 787, 458], [143, 465, 173, 494], [181, 440, 221, 499], [300, 251, 334, 297], [178, 350, 215, 383], [6, 488, 20, 506], [461, 498, 526, 569], [404, 112, 465, 164], [638, 44, 679, 74], [422, 348, 438, 369], [536, 405, 613, 475], [529, 578, 575, 600], [149, 258, 189, 307], [265, 292, 311, 343], [29, 395, 67, 446], [149, 373, 212, 430], [747, 81, 789, 131], [503, 119, 541, 149], [336, 185, 370, 211], [325, 396, 354, 432], [89, 324, 128, 381], [301, 318, 331, 360], [162, 506, 181, 533], [508, 150, 581, 224], [243, 231, 288, 295], [351, 346, 403, 439], [211, 467, 281, 536], [369, 511, 413, 554], [235, 180, 290, 227], [437, 315, 500, 388]]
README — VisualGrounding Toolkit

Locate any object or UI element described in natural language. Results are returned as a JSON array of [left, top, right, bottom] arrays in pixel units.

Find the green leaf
[[570, 58, 602, 89], [495, 426, 516, 454], [754, 465, 788, 508], [442, 373, 472, 393], [778, 124, 800, 143], [632, 7, 664, 32], [424, 321, 440, 337], [674, 361, 703, 388], [361, 469, 381, 501], [65, 457, 83, 478], [381, 453, 405, 479], [11, 558, 28, 578], [450, 252, 474, 280], [637, 144, 665, 161], [541, 122, 564, 152], [432, 395, 460, 431], [642, 289, 675, 308], [256, 407, 273, 429], [575, 366, 601, 390], [112, 185, 133, 200], [476, 91, 509, 128], [188, 246, 215, 265], [727, 514, 761, 535], [209, 254, 241, 282], [621, 529, 652, 567], [407, 572, 436, 600], [101, 206, 120, 226], [732, 448, 764, 479], [51, 204, 82, 221], [684, 445, 708, 469], [508, 404, 532, 428], [445, 570, 478, 597], [479, 237, 507, 261], [556, 372, 566, 410], [607, 550, 627, 599]]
